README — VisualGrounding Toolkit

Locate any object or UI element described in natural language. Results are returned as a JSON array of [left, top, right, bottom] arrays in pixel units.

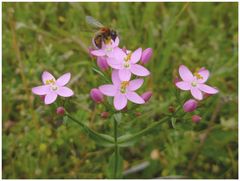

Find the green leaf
[[107, 152, 123, 178], [171, 117, 177, 129], [92, 67, 110, 83], [113, 113, 122, 124]]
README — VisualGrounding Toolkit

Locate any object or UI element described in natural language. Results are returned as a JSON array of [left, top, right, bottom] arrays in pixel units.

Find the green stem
[[113, 118, 119, 178]]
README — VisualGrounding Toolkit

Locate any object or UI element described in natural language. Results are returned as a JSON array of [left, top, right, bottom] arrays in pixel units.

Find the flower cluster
[[90, 37, 153, 110], [175, 65, 219, 122]]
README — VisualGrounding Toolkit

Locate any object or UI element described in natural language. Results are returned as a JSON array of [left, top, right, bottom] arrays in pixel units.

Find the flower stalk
[[113, 117, 119, 178]]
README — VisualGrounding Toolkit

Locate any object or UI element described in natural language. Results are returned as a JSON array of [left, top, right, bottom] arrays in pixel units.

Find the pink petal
[[99, 85, 117, 96], [179, 65, 194, 81], [119, 69, 131, 81], [197, 69, 209, 83], [91, 49, 105, 57], [111, 69, 121, 86], [190, 87, 203, 100], [44, 92, 58, 104], [128, 79, 144, 91], [42, 71, 55, 84], [57, 87, 74, 97], [130, 48, 142, 64], [32, 85, 50, 95], [176, 81, 191, 90], [114, 48, 126, 60], [107, 57, 122, 69], [114, 92, 128, 110], [126, 91, 145, 104], [113, 37, 120, 47], [56, 73, 71, 86], [130, 64, 150, 77], [198, 84, 218, 94]]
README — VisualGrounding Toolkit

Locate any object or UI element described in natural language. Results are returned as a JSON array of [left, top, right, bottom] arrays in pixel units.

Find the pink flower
[[32, 71, 74, 104], [97, 56, 109, 71], [183, 99, 197, 112], [90, 88, 104, 103], [91, 37, 120, 58], [107, 48, 150, 81], [176, 65, 218, 100], [99, 70, 145, 110], [141, 48, 153, 64]]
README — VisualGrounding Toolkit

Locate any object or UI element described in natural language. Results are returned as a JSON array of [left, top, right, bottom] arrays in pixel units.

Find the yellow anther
[[120, 81, 129, 93], [194, 72, 203, 80], [46, 79, 55, 85], [124, 53, 132, 62]]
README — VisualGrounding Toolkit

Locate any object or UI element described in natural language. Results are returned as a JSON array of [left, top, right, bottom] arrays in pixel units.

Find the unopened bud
[[135, 112, 141, 117], [97, 56, 109, 71], [174, 76, 180, 85], [183, 99, 198, 112], [101, 112, 109, 119], [40, 95, 45, 101], [90, 88, 104, 103], [141, 48, 153, 64], [168, 105, 175, 113], [56, 107, 65, 116], [192, 115, 202, 123], [141, 91, 152, 103]]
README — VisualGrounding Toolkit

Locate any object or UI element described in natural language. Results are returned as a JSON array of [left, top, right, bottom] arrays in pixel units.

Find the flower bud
[[97, 56, 109, 71], [90, 88, 104, 103], [174, 76, 180, 85], [101, 112, 109, 119], [141, 91, 152, 102], [135, 112, 141, 117], [168, 105, 175, 113], [122, 47, 127, 54], [141, 48, 153, 64], [40, 95, 45, 102], [183, 99, 197, 112], [56, 107, 65, 116], [192, 115, 202, 123]]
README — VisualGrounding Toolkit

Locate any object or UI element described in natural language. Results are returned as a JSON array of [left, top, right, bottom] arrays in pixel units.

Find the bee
[[86, 16, 117, 49]]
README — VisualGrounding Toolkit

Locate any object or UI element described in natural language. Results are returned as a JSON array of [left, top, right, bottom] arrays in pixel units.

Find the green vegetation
[[2, 2, 238, 179]]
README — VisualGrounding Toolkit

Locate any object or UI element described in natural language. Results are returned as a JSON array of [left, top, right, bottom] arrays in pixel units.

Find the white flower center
[[105, 47, 113, 52], [46, 79, 59, 91], [51, 84, 59, 91], [123, 62, 131, 68], [191, 81, 197, 87]]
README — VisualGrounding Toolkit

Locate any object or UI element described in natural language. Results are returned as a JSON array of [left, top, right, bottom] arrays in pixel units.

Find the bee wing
[[85, 16, 104, 28]]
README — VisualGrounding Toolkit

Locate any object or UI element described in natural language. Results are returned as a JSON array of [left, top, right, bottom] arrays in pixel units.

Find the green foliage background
[[2, 2, 238, 179]]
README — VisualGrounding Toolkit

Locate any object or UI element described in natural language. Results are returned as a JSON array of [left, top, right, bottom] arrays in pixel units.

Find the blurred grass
[[2, 2, 238, 179]]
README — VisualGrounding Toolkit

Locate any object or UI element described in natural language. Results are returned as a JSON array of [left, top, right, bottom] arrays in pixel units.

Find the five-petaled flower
[[99, 70, 145, 110], [176, 65, 218, 100], [107, 48, 150, 81], [32, 71, 74, 104]]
